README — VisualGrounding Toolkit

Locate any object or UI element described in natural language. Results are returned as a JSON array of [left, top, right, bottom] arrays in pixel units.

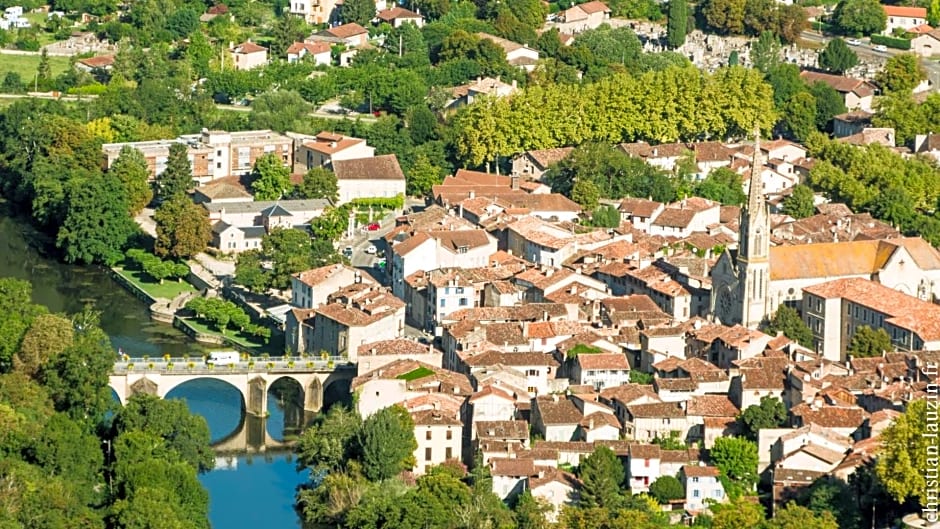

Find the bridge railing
[[112, 355, 354, 374]]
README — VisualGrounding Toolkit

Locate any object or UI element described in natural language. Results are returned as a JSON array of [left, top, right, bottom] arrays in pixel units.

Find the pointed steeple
[[748, 128, 764, 214]]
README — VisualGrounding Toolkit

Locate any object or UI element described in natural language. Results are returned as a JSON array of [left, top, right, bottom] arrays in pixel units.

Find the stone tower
[[736, 131, 771, 328]]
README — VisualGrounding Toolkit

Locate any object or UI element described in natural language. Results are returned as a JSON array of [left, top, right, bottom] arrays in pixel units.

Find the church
[[710, 137, 940, 329]]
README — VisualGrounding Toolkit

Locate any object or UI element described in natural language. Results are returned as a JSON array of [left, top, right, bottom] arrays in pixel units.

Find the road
[[215, 103, 378, 123], [800, 30, 940, 89]]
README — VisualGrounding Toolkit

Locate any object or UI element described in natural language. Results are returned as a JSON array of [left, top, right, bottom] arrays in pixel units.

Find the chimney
[[542, 310, 548, 321], [588, 418, 594, 429], [511, 175, 520, 190]]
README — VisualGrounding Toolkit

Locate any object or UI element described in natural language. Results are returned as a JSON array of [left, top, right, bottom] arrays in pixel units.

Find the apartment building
[[102, 129, 292, 185], [802, 277, 940, 361]]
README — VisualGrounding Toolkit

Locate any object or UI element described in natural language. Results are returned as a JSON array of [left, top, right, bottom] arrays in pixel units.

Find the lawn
[[0, 53, 71, 83], [180, 317, 269, 352], [397, 366, 435, 381], [116, 265, 198, 300]]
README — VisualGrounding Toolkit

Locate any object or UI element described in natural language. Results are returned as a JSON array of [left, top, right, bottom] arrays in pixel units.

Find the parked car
[[342, 246, 353, 257], [847, 39, 862, 46], [367, 223, 380, 231], [873, 44, 888, 52], [365, 245, 377, 254]]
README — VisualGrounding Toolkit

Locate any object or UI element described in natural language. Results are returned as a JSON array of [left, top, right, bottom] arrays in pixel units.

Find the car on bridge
[[206, 351, 240, 366]]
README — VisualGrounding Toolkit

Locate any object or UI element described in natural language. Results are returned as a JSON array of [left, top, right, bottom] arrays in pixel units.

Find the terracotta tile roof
[[577, 0, 610, 13], [233, 41, 266, 53], [443, 304, 568, 323], [357, 338, 433, 356], [490, 457, 539, 477], [286, 41, 331, 55], [411, 409, 462, 426], [525, 147, 574, 169], [77, 54, 115, 68], [652, 207, 696, 229], [535, 395, 583, 424], [576, 353, 630, 370], [654, 377, 698, 392], [686, 396, 739, 417], [626, 401, 686, 418], [352, 359, 473, 394], [293, 263, 356, 288], [326, 22, 368, 38], [618, 197, 663, 217], [620, 141, 689, 159], [883, 5, 926, 17], [799, 71, 875, 98], [803, 277, 940, 341], [469, 384, 516, 403], [333, 154, 404, 181], [788, 443, 846, 465], [629, 443, 662, 459], [600, 384, 659, 406], [464, 350, 560, 368], [529, 467, 580, 490], [303, 132, 365, 154], [740, 367, 786, 390], [661, 447, 701, 463], [791, 403, 867, 429], [580, 411, 620, 430], [476, 420, 529, 439], [376, 6, 422, 20], [682, 465, 719, 478], [195, 182, 252, 200]]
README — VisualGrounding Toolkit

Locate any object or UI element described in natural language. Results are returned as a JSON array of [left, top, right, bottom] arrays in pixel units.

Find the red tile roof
[[883, 5, 926, 17]]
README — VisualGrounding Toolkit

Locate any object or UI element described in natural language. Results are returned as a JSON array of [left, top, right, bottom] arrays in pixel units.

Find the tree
[[765, 503, 838, 529], [847, 325, 893, 357], [269, 14, 308, 58], [571, 179, 601, 210], [808, 81, 846, 132], [667, 0, 688, 48], [739, 396, 787, 440], [357, 405, 417, 481], [703, 0, 747, 34], [406, 153, 445, 197], [153, 194, 211, 259], [783, 91, 818, 142], [710, 496, 766, 529], [341, 0, 376, 26], [515, 490, 551, 529], [876, 54, 926, 94], [251, 153, 292, 200], [833, 0, 886, 36], [818, 38, 858, 74], [751, 30, 781, 73], [249, 90, 311, 133], [156, 142, 194, 202], [782, 184, 816, 219], [799, 476, 863, 529], [578, 446, 623, 508], [765, 304, 813, 346], [296, 167, 338, 202], [931, 0, 940, 27], [111, 393, 215, 472], [109, 146, 153, 215], [57, 172, 138, 265], [710, 436, 758, 488], [875, 399, 932, 506], [694, 168, 746, 205], [591, 205, 621, 228], [648, 475, 685, 503], [37, 48, 51, 86], [407, 104, 438, 144], [13, 313, 74, 378], [0, 279, 48, 372], [296, 405, 362, 472]]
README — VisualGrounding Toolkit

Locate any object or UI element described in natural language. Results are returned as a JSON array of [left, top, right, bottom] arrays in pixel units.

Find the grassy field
[[0, 53, 71, 82], [116, 265, 198, 300]]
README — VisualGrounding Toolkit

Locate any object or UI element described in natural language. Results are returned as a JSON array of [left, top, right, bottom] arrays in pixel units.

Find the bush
[[351, 195, 405, 210], [871, 34, 911, 50]]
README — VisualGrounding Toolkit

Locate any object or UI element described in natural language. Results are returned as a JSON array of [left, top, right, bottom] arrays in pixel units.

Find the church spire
[[748, 127, 764, 214]]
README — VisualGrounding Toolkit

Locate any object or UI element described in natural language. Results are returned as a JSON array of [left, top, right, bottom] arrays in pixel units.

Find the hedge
[[351, 194, 405, 210], [871, 34, 912, 50]]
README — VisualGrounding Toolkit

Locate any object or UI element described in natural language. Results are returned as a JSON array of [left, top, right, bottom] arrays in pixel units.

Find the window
[[445, 447, 453, 459], [692, 477, 699, 483], [459, 298, 468, 306], [526, 369, 539, 376], [216, 162, 222, 169], [426, 430, 432, 440], [456, 287, 464, 294], [425, 447, 432, 461], [693, 490, 700, 498], [440, 299, 446, 307], [446, 430, 453, 440]]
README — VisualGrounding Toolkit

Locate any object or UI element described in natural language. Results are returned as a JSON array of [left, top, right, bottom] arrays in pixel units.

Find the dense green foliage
[[847, 325, 894, 357], [764, 305, 813, 346], [126, 248, 190, 283], [739, 396, 787, 440], [234, 227, 343, 291], [833, 0, 886, 35], [0, 279, 213, 528], [817, 38, 858, 74], [154, 194, 212, 259]]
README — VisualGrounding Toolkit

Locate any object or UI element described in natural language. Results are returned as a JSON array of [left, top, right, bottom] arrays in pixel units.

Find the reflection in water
[[0, 213, 206, 357], [165, 378, 308, 529]]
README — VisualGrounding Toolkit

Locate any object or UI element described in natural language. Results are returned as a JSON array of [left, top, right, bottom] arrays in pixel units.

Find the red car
[[367, 223, 380, 231]]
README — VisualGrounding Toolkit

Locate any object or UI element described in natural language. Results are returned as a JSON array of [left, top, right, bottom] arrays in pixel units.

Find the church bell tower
[[737, 131, 771, 328]]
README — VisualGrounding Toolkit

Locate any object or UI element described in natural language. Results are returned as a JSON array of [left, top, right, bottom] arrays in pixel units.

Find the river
[[0, 213, 308, 529]]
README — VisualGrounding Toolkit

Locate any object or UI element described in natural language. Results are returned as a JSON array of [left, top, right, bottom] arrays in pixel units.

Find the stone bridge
[[109, 356, 356, 417]]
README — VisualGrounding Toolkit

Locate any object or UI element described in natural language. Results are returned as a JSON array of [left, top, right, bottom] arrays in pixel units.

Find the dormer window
[[457, 245, 469, 254]]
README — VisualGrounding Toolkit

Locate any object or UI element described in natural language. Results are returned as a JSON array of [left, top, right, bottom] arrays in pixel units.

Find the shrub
[[871, 34, 911, 50]]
